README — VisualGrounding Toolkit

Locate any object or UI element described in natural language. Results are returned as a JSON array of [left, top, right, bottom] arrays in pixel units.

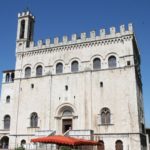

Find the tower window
[[4, 115, 10, 129], [11, 73, 15, 82], [93, 58, 101, 69], [36, 65, 43, 76], [5, 73, 10, 83], [71, 61, 79, 72], [30, 112, 38, 128], [56, 63, 63, 74], [20, 20, 25, 39], [29, 21, 33, 41], [101, 107, 111, 124], [25, 67, 31, 78], [108, 56, 117, 68]]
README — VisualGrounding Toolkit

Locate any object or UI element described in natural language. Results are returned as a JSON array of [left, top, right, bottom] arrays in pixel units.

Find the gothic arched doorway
[[0, 136, 9, 149]]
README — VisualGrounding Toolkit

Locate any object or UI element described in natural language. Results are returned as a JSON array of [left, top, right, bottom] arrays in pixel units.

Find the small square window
[[127, 61, 131, 66], [31, 84, 34, 89]]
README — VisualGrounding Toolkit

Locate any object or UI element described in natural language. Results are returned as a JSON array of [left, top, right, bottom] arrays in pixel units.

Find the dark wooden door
[[62, 119, 72, 133]]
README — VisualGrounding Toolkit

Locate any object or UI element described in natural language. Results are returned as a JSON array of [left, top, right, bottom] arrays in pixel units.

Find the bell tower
[[16, 11, 35, 51]]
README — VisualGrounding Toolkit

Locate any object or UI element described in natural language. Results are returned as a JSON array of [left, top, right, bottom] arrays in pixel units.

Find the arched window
[[108, 56, 117, 68], [116, 140, 123, 150], [29, 21, 33, 41], [97, 140, 105, 150], [6, 96, 10, 103], [71, 61, 79, 72], [0, 136, 9, 149], [5, 73, 10, 83], [30, 112, 38, 128], [93, 58, 101, 69], [36, 65, 43, 76], [25, 67, 31, 77], [20, 20, 25, 39], [4, 115, 10, 129], [101, 108, 111, 124], [56, 63, 63, 74], [21, 139, 26, 147]]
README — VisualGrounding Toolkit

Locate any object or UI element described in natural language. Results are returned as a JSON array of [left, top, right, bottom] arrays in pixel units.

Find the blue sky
[[0, 0, 149, 127]]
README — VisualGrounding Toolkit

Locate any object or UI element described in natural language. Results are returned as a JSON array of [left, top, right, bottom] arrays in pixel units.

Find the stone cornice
[[16, 34, 133, 57]]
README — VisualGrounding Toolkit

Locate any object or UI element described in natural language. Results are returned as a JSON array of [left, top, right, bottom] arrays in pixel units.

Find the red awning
[[31, 135, 98, 146]]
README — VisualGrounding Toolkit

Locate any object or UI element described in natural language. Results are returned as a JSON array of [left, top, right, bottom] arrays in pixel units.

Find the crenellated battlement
[[18, 11, 35, 19], [17, 23, 134, 52]]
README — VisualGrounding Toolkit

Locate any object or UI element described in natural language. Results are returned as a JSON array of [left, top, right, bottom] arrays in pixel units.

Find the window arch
[[5, 73, 10, 83], [4, 115, 10, 129], [108, 56, 117, 68], [71, 61, 79, 72], [97, 140, 105, 150], [25, 67, 31, 77], [116, 140, 123, 150], [6, 96, 10, 103], [93, 58, 101, 69], [36, 65, 43, 76], [56, 63, 63, 74], [101, 107, 111, 124], [30, 112, 38, 128], [20, 20, 25, 39]]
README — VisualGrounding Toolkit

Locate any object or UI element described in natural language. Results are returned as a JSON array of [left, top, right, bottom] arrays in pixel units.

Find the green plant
[[15, 147, 25, 150], [61, 146, 72, 150]]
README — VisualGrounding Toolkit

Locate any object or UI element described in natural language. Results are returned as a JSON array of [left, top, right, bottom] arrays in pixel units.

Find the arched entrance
[[21, 139, 26, 148], [115, 140, 123, 150], [55, 103, 77, 134], [0, 136, 9, 149], [97, 140, 104, 150]]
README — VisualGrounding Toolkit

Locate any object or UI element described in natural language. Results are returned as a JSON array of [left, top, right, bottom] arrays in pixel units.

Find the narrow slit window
[[65, 85, 68, 91], [6, 96, 10, 103], [100, 82, 103, 87], [20, 20, 25, 39]]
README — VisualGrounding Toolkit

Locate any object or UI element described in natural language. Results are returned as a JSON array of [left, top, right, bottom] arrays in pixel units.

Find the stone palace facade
[[0, 11, 148, 150]]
